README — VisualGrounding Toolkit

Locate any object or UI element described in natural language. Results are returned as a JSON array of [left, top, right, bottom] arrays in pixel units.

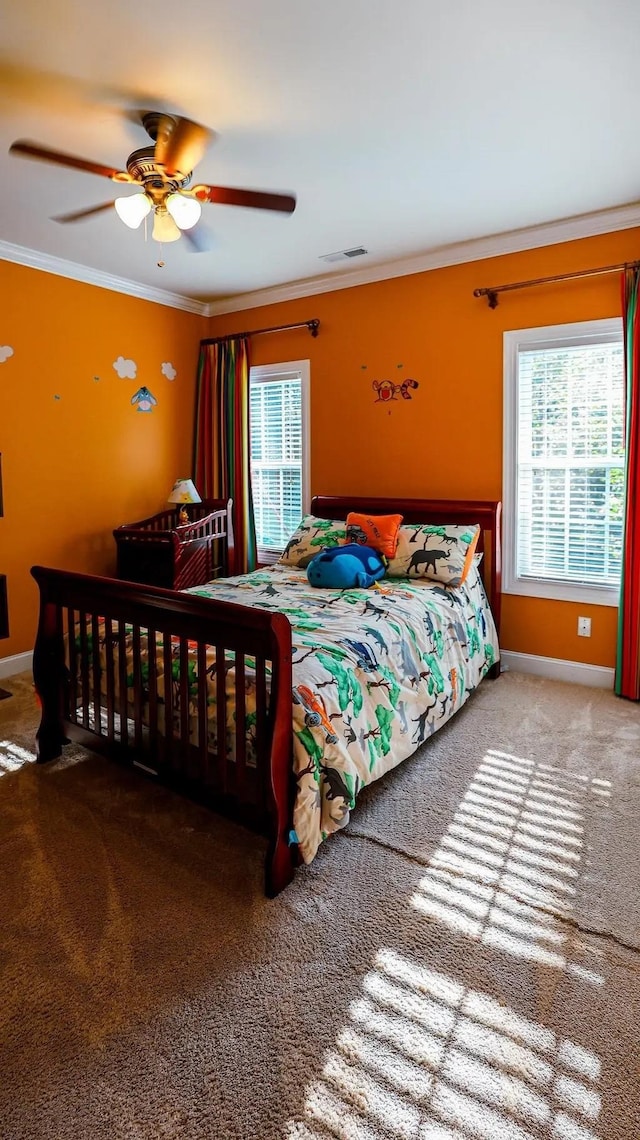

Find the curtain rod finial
[[308, 319, 320, 337], [473, 287, 499, 307]]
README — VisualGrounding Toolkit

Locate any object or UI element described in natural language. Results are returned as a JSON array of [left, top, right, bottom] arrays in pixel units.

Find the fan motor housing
[[125, 147, 191, 199]]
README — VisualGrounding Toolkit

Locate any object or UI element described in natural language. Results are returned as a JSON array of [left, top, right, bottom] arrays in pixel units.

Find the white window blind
[[249, 362, 310, 555], [504, 320, 625, 605]]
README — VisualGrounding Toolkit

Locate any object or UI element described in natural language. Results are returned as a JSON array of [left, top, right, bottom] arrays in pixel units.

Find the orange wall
[[0, 260, 206, 657], [208, 226, 640, 668]]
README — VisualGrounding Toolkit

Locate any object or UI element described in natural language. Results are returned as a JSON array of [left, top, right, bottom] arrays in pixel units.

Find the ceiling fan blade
[[182, 224, 215, 253], [194, 184, 296, 214], [9, 140, 128, 181], [51, 201, 116, 223], [154, 116, 213, 175]]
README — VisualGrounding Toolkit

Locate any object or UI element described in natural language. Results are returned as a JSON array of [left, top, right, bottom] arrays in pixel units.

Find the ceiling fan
[[9, 111, 297, 251]]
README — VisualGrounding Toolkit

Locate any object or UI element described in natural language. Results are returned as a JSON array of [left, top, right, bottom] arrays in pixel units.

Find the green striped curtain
[[615, 268, 640, 700], [193, 337, 257, 574]]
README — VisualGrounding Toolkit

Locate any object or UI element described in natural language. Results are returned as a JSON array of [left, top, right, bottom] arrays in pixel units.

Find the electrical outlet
[[578, 616, 591, 637]]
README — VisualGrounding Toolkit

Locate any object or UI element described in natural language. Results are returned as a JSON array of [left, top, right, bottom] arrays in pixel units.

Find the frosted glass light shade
[[152, 209, 181, 243], [114, 193, 151, 229], [166, 192, 202, 230], [167, 479, 202, 505]]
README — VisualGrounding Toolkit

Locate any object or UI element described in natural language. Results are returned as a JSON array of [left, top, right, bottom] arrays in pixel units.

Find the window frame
[[503, 317, 624, 608], [249, 358, 311, 560]]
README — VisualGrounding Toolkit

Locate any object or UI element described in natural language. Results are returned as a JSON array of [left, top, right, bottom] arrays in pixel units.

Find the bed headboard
[[310, 495, 502, 634]]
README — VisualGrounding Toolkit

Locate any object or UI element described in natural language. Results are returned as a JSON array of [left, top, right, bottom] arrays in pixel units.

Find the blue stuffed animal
[[306, 543, 386, 589]]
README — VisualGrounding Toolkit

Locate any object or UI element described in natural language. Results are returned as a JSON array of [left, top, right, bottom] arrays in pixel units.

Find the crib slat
[[132, 624, 143, 751], [67, 607, 78, 723], [117, 620, 129, 747], [79, 612, 90, 728], [91, 615, 101, 733], [148, 628, 158, 757], [216, 644, 227, 794], [105, 617, 115, 740], [235, 651, 246, 803], [162, 632, 174, 769], [197, 642, 208, 782], [180, 637, 190, 761], [255, 654, 267, 801]]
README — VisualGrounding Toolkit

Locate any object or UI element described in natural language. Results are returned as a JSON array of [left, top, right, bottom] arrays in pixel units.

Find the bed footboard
[[31, 566, 295, 896]]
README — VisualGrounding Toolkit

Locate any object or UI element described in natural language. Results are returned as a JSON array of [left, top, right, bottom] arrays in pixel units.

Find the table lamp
[[168, 478, 202, 525]]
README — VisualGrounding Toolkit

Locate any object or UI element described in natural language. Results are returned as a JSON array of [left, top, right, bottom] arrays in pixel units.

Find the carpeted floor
[[1, 669, 639, 1140]]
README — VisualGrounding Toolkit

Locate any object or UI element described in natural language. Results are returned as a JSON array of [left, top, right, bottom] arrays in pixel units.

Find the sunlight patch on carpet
[[409, 749, 606, 984], [0, 739, 36, 774], [285, 746, 605, 1139], [286, 946, 602, 1138]]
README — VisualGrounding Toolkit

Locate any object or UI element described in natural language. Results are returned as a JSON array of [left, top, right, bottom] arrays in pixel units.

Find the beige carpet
[[1, 669, 639, 1140]]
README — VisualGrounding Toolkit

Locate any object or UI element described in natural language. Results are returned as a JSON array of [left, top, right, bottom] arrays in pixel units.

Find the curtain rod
[[474, 260, 640, 309], [200, 318, 320, 345]]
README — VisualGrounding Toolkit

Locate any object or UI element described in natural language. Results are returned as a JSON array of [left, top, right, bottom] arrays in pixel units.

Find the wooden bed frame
[[31, 495, 502, 896]]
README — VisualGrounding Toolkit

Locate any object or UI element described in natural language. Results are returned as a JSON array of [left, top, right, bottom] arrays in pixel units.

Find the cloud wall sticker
[[113, 356, 137, 379], [161, 362, 177, 381], [0, 346, 15, 363]]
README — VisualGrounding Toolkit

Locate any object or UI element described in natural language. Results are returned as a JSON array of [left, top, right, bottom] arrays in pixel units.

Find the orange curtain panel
[[193, 337, 257, 574]]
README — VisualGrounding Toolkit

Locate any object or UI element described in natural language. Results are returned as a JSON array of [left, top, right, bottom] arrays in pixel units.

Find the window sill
[[504, 577, 619, 608]]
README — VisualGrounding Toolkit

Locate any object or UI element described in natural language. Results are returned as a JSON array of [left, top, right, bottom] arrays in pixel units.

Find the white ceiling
[[2, 0, 640, 309]]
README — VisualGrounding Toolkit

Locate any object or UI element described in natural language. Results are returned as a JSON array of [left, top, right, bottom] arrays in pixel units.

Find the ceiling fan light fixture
[[152, 208, 182, 243], [114, 192, 151, 229], [166, 192, 202, 230]]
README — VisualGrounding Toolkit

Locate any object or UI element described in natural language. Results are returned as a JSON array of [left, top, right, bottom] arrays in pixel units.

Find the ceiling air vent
[[320, 246, 369, 264]]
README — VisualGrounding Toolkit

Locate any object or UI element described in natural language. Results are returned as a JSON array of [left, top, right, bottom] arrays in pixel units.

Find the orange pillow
[[345, 512, 403, 559]]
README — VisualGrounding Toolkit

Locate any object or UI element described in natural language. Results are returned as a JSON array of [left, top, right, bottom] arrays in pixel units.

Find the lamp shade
[[166, 192, 202, 230], [168, 479, 202, 505], [114, 193, 151, 229], [152, 209, 181, 243]]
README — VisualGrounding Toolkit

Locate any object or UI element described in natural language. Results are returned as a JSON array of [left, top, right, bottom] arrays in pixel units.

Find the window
[[503, 318, 625, 606], [249, 359, 310, 559]]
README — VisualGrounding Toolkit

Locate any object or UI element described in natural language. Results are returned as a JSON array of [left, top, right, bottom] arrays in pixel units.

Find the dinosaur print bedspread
[[186, 563, 499, 864]]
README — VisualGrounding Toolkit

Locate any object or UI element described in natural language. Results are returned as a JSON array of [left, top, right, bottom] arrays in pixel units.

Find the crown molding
[[3, 198, 640, 320], [0, 240, 208, 315], [204, 200, 640, 317]]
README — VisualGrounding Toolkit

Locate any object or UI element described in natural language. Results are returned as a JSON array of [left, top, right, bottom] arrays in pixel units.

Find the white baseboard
[[0, 651, 33, 679], [500, 650, 614, 689]]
